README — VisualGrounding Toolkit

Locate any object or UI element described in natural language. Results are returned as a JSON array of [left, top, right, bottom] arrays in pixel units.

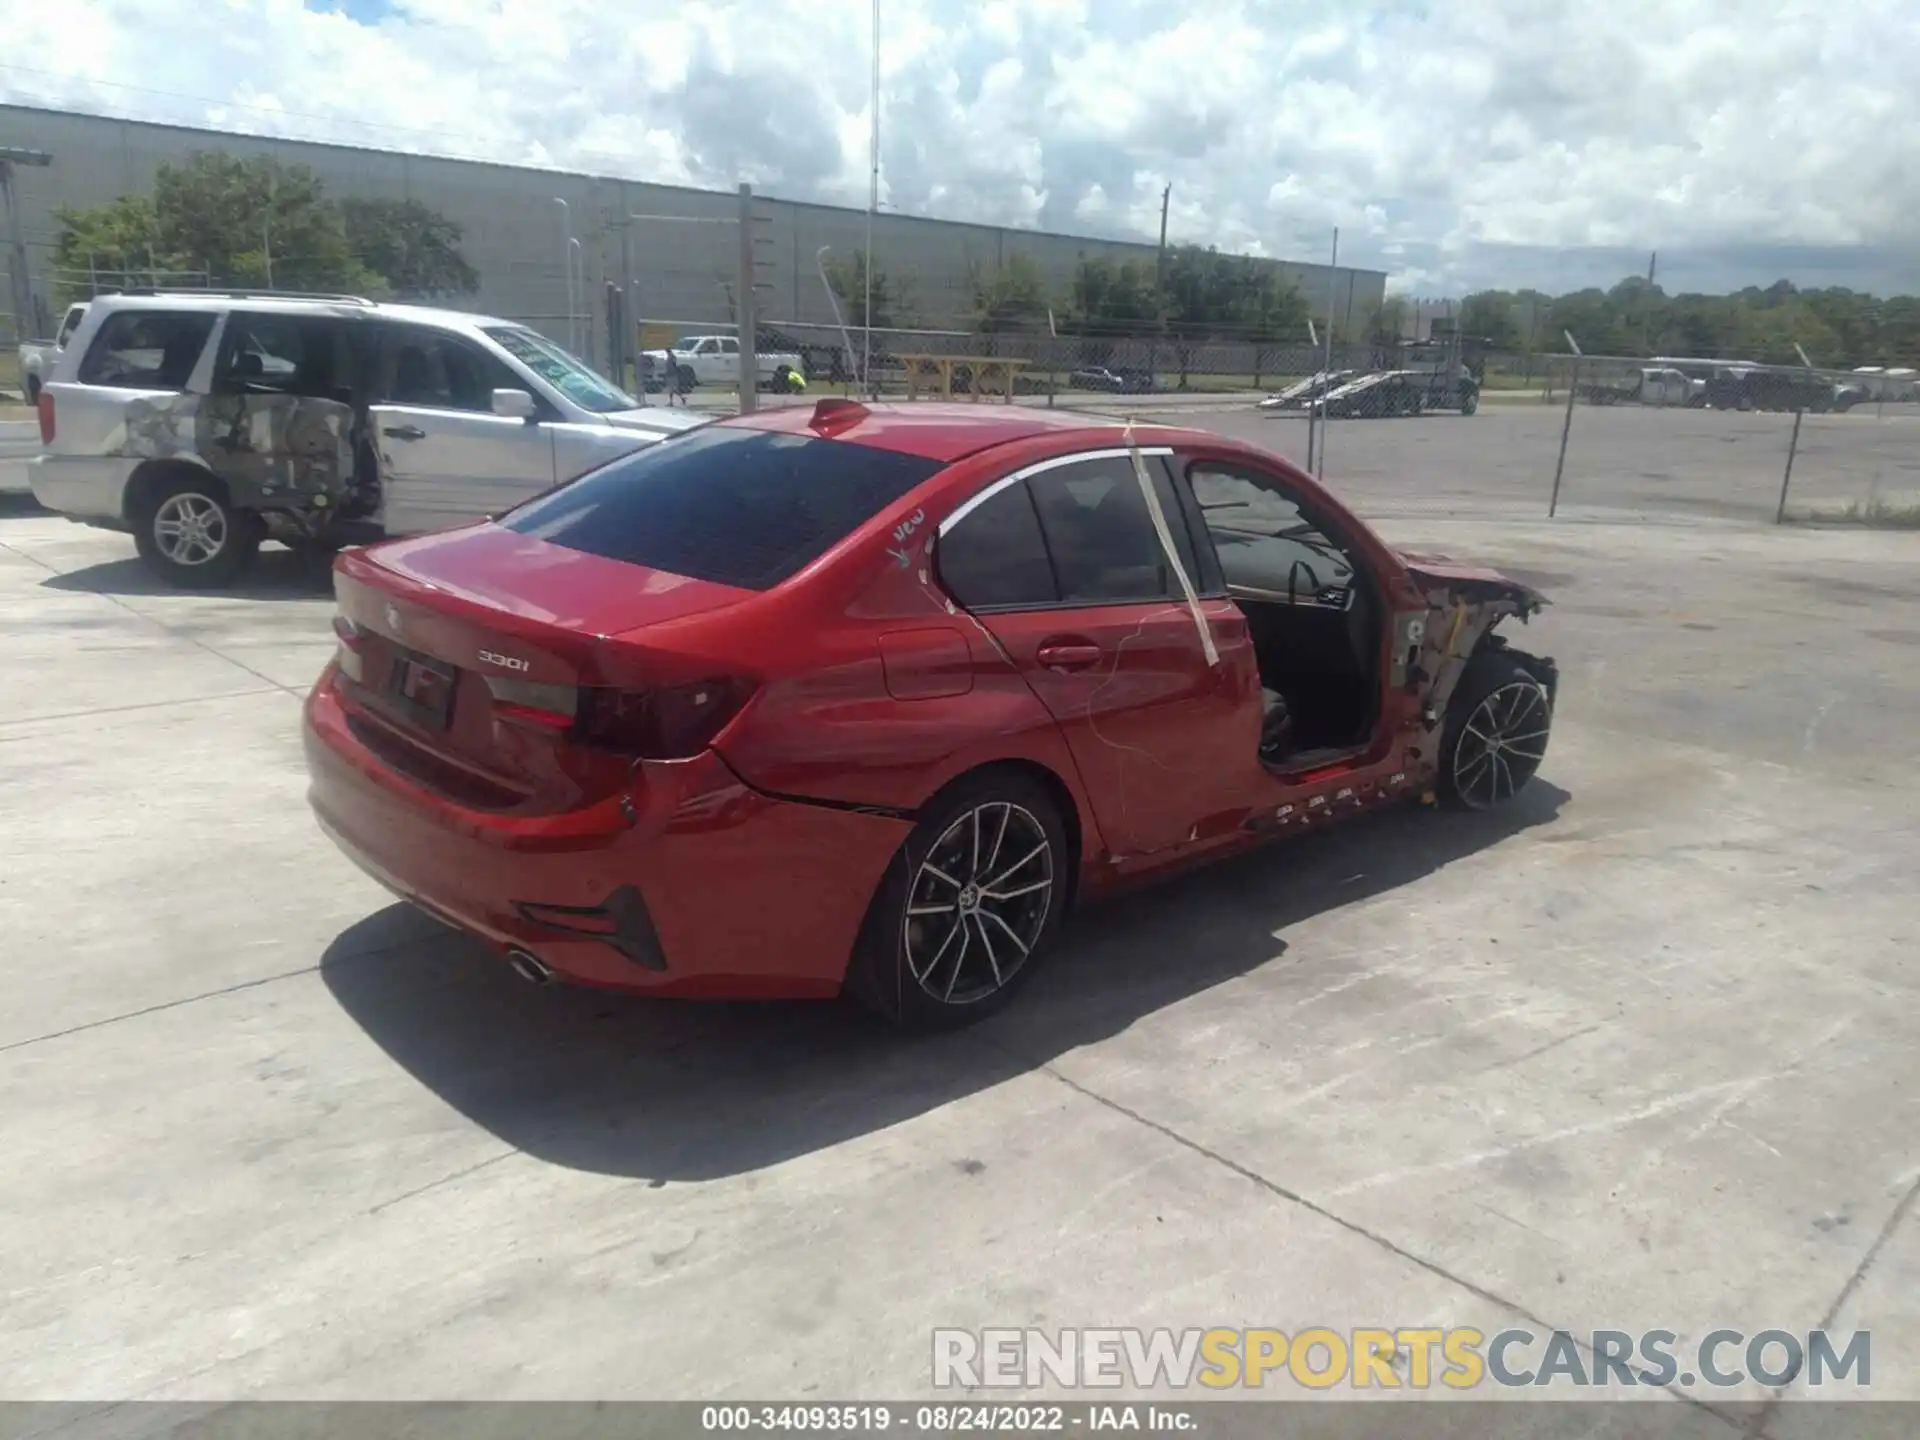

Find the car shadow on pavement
[[321, 780, 1568, 1183], [39, 547, 336, 599]]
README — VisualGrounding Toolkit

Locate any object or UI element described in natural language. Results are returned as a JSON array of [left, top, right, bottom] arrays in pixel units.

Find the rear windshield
[[78, 309, 218, 389], [501, 427, 944, 590]]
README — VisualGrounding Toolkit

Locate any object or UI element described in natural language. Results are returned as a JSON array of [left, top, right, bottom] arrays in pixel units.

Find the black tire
[[845, 770, 1071, 1031], [131, 472, 262, 589], [1458, 386, 1478, 416], [1436, 648, 1553, 811]]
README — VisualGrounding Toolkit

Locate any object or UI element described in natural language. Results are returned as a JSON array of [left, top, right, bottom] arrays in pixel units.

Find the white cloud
[[3, 0, 1918, 293]]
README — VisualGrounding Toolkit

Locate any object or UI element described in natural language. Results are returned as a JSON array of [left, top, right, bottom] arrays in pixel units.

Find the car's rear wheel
[[1437, 649, 1553, 810], [847, 772, 1069, 1031], [133, 475, 261, 589], [1459, 386, 1478, 415]]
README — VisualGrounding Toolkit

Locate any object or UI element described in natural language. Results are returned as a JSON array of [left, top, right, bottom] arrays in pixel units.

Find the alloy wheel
[[902, 801, 1055, 1006], [152, 493, 229, 567], [1452, 680, 1551, 808]]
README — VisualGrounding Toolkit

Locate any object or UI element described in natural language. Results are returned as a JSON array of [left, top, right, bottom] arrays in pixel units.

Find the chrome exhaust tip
[[506, 948, 556, 986]]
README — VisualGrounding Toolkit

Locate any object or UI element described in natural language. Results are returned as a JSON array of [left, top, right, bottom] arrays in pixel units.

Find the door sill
[[1261, 744, 1368, 779]]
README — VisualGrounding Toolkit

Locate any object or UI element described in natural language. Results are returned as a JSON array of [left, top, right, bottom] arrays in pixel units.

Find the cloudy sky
[[4, 0, 1918, 295]]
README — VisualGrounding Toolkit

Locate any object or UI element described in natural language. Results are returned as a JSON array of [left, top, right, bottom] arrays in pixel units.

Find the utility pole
[[1640, 249, 1658, 357], [1, 147, 53, 341], [864, 0, 881, 395]]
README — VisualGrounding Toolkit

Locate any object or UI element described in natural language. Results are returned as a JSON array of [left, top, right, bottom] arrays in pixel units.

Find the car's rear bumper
[[29, 454, 135, 522], [303, 667, 914, 998], [0, 422, 38, 496]]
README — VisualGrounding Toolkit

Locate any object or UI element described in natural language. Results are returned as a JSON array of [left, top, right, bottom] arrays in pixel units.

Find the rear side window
[[1026, 456, 1202, 604], [503, 428, 943, 591], [217, 313, 354, 401], [77, 310, 217, 390], [936, 482, 1057, 611]]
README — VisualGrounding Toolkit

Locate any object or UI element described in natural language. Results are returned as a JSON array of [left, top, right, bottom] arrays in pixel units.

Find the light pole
[[864, 0, 880, 394], [553, 197, 576, 352]]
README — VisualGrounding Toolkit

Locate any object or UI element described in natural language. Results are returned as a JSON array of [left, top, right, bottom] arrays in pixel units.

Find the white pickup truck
[[16, 302, 89, 403], [1579, 365, 1707, 408], [638, 334, 806, 393]]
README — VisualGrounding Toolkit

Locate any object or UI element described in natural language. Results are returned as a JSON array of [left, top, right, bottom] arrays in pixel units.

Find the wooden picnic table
[[897, 354, 1029, 403]]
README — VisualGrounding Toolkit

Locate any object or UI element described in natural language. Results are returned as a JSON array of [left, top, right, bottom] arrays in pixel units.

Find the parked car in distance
[[1704, 365, 1870, 413], [304, 399, 1558, 1031], [16, 301, 88, 403], [30, 290, 701, 587], [637, 334, 806, 393], [1068, 366, 1127, 392], [1069, 366, 1157, 394]]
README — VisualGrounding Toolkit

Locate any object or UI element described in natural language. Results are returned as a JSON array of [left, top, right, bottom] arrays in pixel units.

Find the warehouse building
[[1, 102, 1387, 366]]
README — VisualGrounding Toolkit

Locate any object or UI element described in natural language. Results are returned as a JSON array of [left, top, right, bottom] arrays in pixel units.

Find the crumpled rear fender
[[1400, 561, 1554, 750]]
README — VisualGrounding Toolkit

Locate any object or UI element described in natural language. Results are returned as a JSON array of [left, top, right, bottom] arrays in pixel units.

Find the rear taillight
[[37, 391, 54, 445], [332, 614, 365, 681], [574, 678, 754, 759], [484, 676, 579, 731]]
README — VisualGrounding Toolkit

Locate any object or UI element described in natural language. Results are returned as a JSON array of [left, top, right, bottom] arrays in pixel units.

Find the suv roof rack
[[105, 288, 377, 306]]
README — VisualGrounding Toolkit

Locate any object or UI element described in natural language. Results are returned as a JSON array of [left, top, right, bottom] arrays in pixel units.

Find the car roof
[[722, 400, 1158, 462], [80, 292, 519, 334]]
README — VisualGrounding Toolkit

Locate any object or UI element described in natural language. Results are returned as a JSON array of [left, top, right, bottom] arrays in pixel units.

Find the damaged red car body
[[304, 400, 1557, 1028]]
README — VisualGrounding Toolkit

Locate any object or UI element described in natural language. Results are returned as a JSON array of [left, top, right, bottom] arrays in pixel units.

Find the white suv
[[30, 291, 701, 587]]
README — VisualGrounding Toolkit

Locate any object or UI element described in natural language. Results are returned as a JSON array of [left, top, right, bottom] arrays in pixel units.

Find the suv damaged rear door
[[200, 311, 361, 523]]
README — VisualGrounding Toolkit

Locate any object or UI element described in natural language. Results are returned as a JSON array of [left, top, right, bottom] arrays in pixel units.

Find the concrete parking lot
[[2, 403, 1917, 1430]]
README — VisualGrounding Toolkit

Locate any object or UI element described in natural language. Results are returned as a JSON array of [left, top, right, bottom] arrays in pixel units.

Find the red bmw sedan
[[305, 400, 1556, 1029]]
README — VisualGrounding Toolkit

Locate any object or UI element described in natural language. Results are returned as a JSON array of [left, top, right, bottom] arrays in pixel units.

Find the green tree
[[968, 252, 1051, 333], [151, 152, 377, 292], [822, 249, 907, 329], [48, 151, 478, 302], [51, 195, 181, 296], [339, 198, 478, 298], [1458, 290, 1524, 351], [1068, 255, 1157, 333]]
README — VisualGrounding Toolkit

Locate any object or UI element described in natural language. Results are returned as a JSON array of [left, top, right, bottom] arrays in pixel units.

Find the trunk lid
[[332, 524, 756, 810]]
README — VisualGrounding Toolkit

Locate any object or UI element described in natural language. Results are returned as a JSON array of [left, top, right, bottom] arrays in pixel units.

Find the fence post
[[1776, 408, 1804, 524], [1548, 339, 1583, 518], [736, 183, 757, 415], [1314, 229, 1338, 487]]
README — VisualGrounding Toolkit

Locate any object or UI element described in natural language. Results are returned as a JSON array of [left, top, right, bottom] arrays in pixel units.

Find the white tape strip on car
[[1124, 419, 1219, 668]]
